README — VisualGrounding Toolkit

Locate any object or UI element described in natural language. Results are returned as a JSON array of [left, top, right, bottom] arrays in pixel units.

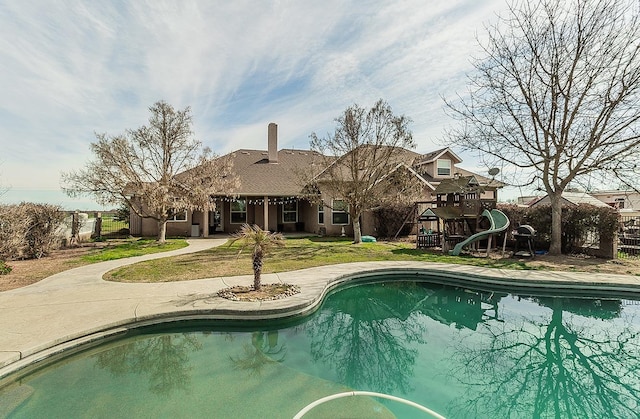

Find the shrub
[[498, 203, 619, 253], [0, 260, 11, 275], [372, 203, 414, 238], [0, 203, 66, 260]]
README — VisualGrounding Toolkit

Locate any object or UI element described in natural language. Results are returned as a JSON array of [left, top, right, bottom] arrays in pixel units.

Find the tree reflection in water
[[304, 282, 429, 394], [450, 297, 640, 418], [94, 333, 202, 395], [229, 331, 286, 376]]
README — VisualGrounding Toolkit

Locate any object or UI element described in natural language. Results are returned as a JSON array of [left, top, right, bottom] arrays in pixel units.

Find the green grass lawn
[[104, 236, 535, 283], [82, 239, 188, 263]]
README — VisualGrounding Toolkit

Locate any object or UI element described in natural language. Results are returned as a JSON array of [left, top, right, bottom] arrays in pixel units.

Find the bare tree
[[304, 282, 428, 394], [62, 101, 237, 242], [445, 0, 640, 255], [309, 99, 417, 243], [450, 297, 640, 417]]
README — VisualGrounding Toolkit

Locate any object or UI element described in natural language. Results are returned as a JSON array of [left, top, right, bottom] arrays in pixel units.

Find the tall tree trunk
[[549, 192, 563, 255], [157, 219, 167, 244], [352, 217, 362, 244]]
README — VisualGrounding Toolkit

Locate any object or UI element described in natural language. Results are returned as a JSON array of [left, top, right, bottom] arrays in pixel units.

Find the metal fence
[[96, 211, 129, 238], [619, 215, 640, 258]]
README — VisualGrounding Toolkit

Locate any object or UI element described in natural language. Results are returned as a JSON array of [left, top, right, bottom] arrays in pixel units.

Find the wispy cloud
[[0, 0, 507, 206]]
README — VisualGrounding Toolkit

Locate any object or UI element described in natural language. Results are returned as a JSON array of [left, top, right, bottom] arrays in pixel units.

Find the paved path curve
[[2, 238, 640, 379]]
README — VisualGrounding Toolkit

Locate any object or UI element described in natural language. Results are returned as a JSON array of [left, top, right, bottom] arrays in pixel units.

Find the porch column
[[263, 196, 269, 231], [203, 210, 209, 237]]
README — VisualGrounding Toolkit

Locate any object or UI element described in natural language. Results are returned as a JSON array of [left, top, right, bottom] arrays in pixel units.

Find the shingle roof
[[313, 145, 423, 182], [223, 148, 323, 196], [414, 147, 463, 165], [530, 191, 611, 208], [212, 144, 503, 197]]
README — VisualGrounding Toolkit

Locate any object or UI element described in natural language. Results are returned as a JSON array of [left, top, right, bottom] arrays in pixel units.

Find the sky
[[0, 0, 518, 210]]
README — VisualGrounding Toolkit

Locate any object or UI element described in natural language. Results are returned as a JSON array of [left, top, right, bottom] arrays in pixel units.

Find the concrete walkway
[[2, 238, 640, 379]]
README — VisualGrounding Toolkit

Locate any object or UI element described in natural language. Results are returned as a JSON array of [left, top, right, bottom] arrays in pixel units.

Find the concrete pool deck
[[2, 238, 640, 379]]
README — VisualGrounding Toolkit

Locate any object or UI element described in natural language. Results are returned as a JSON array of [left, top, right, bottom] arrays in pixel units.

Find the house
[[590, 189, 640, 215], [130, 123, 322, 237], [130, 123, 503, 238], [529, 191, 611, 208]]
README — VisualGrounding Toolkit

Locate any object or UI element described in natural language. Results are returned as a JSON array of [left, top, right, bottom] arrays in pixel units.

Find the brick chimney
[[268, 123, 278, 163]]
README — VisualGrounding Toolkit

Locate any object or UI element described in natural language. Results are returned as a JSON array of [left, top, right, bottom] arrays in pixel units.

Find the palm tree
[[229, 224, 285, 290]]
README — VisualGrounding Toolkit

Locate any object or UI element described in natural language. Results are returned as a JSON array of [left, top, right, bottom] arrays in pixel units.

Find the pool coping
[[1, 239, 640, 380]]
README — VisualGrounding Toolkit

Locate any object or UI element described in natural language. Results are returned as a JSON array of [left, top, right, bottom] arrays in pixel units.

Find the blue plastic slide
[[450, 209, 510, 256]]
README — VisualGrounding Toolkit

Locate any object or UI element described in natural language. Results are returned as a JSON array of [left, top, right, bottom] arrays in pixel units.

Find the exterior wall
[[591, 191, 640, 211], [167, 215, 193, 237], [480, 189, 495, 200], [299, 200, 320, 234], [129, 198, 194, 238], [130, 212, 193, 237], [418, 152, 459, 180], [249, 204, 262, 228]]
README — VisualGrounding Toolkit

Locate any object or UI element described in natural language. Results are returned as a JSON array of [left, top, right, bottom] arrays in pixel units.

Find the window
[[332, 199, 350, 225], [230, 199, 247, 224], [437, 159, 451, 176], [283, 201, 298, 223], [168, 210, 187, 222], [318, 202, 325, 224]]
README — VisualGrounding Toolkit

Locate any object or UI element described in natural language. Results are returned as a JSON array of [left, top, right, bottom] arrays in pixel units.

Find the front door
[[211, 206, 224, 233]]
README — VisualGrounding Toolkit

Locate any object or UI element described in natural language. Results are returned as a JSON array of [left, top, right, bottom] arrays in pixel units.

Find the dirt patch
[[0, 242, 111, 292], [521, 253, 640, 276]]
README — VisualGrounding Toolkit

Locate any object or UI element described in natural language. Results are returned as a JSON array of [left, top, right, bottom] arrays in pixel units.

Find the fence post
[[93, 212, 102, 240], [70, 211, 80, 246]]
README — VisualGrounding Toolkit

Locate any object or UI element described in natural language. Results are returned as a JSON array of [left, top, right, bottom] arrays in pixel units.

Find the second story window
[[437, 159, 451, 176]]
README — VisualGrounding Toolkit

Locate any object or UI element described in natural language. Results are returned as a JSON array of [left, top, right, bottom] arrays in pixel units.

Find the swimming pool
[[2, 277, 639, 418]]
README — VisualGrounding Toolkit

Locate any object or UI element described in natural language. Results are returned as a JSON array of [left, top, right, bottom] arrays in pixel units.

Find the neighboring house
[[589, 190, 640, 214], [517, 195, 542, 206], [130, 123, 503, 238], [529, 191, 611, 208]]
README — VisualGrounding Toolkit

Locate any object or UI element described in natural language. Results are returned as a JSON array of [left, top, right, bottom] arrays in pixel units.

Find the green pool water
[[2, 277, 640, 418]]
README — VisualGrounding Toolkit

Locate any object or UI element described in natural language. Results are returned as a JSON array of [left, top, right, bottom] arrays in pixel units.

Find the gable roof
[[313, 145, 423, 182], [414, 147, 463, 166], [365, 162, 437, 193], [209, 141, 501, 197], [530, 191, 611, 208]]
